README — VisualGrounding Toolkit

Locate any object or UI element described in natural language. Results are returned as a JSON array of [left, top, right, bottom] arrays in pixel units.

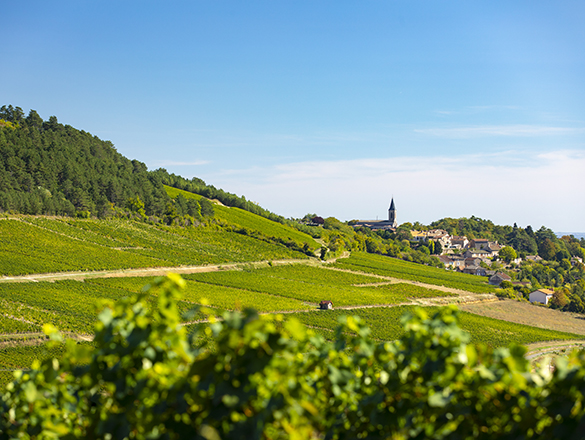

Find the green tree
[[539, 238, 557, 261], [25, 109, 43, 130], [550, 289, 569, 309], [199, 198, 215, 218], [127, 195, 146, 217], [499, 246, 518, 263]]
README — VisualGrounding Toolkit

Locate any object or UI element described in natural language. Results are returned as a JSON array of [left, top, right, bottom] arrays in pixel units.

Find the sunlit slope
[[0, 217, 307, 276], [165, 185, 320, 250]]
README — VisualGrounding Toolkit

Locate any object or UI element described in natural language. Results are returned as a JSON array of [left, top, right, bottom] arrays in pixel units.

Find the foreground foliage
[[3, 275, 585, 439]]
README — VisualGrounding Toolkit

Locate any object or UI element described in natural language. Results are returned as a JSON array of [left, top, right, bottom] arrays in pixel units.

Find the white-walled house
[[529, 289, 555, 305]]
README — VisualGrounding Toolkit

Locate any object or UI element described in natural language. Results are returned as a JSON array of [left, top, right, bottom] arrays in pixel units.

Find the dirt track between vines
[[5, 255, 585, 365], [0, 256, 497, 308], [0, 259, 313, 283]]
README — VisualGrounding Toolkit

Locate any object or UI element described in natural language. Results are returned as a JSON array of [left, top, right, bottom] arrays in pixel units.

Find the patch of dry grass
[[461, 299, 585, 336]]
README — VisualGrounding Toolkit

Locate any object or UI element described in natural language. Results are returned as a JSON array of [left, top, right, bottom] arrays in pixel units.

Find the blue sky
[[3, 1, 584, 231]]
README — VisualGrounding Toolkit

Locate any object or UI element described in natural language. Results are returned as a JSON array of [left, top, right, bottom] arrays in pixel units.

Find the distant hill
[[0, 105, 169, 217]]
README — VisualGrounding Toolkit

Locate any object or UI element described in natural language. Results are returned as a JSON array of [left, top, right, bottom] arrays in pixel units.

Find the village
[[352, 199, 584, 307]]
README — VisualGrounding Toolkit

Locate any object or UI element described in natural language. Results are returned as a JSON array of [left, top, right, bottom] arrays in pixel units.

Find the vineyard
[[332, 252, 498, 293], [0, 264, 583, 387], [165, 186, 320, 250], [246, 264, 384, 287], [1, 216, 582, 389], [285, 306, 584, 346], [86, 277, 312, 313], [0, 217, 309, 276], [0, 313, 41, 334], [0, 280, 212, 335], [0, 343, 67, 385], [183, 265, 454, 307]]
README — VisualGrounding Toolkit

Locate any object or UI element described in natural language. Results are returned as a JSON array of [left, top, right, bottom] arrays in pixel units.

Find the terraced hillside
[[3, 253, 584, 386]]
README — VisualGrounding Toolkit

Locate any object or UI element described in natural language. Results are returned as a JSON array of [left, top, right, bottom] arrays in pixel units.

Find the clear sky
[[3, 1, 584, 231]]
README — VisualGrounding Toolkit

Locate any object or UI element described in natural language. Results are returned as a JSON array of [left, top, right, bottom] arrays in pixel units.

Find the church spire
[[388, 197, 397, 227]]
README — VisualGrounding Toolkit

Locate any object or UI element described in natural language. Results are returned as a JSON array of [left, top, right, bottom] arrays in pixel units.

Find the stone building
[[353, 198, 398, 231]]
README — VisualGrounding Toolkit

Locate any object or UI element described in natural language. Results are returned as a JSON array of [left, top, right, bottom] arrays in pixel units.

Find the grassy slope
[[165, 185, 320, 250]]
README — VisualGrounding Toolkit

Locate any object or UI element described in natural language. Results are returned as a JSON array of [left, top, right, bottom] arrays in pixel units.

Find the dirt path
[[324, 266, 498, 305], [524, 340, 585, 359], [0, 332, 92, 349], [0, 258, 318, 283]]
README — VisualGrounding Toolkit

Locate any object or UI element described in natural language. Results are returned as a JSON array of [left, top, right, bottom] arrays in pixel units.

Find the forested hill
[[0, 105, 172, 217], [0, 105, 279, 221]]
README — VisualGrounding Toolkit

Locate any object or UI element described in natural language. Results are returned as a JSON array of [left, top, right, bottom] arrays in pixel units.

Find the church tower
[[388, 198, 397, 228]]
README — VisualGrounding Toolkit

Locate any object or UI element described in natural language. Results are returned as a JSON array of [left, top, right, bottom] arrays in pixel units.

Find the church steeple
[[388, 197, 397, 227]]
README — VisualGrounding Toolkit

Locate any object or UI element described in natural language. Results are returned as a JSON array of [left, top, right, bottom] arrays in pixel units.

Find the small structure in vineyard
[[319, 300, 333, 310]]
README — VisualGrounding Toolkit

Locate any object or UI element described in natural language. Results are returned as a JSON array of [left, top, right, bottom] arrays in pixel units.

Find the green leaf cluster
[[3, 275, 585, 439]]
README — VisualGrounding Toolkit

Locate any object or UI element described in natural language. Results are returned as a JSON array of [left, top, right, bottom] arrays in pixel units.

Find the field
[[0, 279, 215, 334], [183, 265, 454, 307], [165, 186, 320, 251], [0, 343, 68, 386], [0, 264, 454, 341], [332, 252, 498, 293], [461, 299, 585, 336], [0, 217, 308, 276], [86, 276, 312, 313], [285, 306, 584, 347], [1, 213, 582, 388]]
